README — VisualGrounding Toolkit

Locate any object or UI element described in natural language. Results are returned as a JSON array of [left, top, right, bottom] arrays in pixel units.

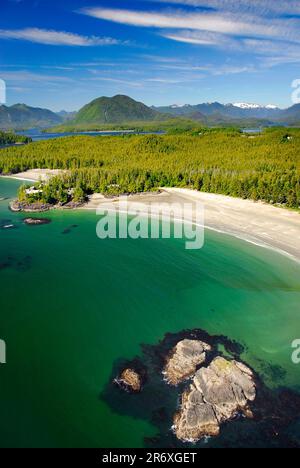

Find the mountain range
[[154, 102, 298, 122], [1, 95, 300, 130]]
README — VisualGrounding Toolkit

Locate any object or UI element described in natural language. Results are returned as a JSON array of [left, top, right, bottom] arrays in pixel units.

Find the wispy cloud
[[243, 38, 300, 66], [0, 28, 121, 46], [161, 30, 237, 48], [148, 0, 300, 16], [145, 77, 187, 84], [80, 7, 299, 42], [79, 4, 300, 67], [0, 70, 74, 83], [87, 76, 144, 88]]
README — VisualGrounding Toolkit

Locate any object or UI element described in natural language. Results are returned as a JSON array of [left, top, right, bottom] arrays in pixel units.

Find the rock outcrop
[[10, 201, 52, 212], [163, 339, 211, 386], [116, 368, 142, 393], [23, 218, 51, 225], [173, 356, 256, 442]]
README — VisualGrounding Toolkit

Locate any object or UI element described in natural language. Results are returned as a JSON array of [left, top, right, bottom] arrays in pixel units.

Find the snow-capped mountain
[[170, 104, 190, 109], [233, 103, 279, 110], [154, 100, 298, 124]]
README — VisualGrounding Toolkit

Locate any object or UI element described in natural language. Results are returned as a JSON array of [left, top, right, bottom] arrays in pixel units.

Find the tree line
[[0, 131, 32, 145], [0, 128, 299, 208]]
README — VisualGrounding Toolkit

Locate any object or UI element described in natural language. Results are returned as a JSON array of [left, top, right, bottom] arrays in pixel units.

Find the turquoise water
[[0, 177, 299, 447]]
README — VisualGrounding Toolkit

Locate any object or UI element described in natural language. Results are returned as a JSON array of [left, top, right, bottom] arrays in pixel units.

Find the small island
[[107, 329, 300, 448]]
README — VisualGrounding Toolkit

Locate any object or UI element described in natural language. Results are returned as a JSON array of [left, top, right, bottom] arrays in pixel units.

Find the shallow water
[[0, 178, 299, 447]]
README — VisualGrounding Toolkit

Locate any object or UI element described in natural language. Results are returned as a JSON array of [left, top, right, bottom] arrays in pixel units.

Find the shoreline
[[2, 171, 300, 263], [1, 175, 37, 182], [0, 169, 67, 183], [82, 187, 300, 263]]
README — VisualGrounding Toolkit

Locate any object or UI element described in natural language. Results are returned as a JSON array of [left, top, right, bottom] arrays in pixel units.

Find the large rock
[[163, 339, 212, 386], [116, 368, 142, 393], [173, 357, 256, 442], [10, 201, 52, 213], [23, 218, 51, 225], [174, 388, 220, 441]]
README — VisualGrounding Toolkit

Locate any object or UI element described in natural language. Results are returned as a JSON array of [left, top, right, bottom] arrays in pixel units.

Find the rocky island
[[161, 339, 256, 441], [173, 355, 256, 441], [115, 368, 143, 393], [106, 329, 300, 448]]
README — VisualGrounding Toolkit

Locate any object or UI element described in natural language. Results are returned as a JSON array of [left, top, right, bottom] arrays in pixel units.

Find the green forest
[[46, 118, 204, 134], [0, 131, 32, 145], [0, 127, 299, 208]]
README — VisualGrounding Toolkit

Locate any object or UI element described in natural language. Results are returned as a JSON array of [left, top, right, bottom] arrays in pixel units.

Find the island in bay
[[107, 329, 300, 448]]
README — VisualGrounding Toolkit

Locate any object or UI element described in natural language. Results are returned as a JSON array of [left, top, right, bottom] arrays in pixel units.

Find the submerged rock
[[163, 339, 211, 386], [115, 368, 143, 393], [0, 219, 16, 230], [173, 357, 256, 442], [23, 218, 51, 226]]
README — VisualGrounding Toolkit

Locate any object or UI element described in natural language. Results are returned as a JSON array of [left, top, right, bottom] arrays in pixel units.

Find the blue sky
[[0, 0, 300, 111]]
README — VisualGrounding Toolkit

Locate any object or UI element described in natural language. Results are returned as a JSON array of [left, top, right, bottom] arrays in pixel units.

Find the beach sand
[[86, 188, 300, 263], [3, 170, 300, 262], [1, 169, 67, 182]]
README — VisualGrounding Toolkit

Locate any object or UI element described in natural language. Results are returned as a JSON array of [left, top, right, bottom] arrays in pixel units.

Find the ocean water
[[0, 177, 299, 448]]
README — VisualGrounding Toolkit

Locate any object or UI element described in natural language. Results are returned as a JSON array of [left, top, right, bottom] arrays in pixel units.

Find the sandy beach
[[85, 188, 300, 263], [1, 169, 67, 182], [2, 170, 300, 262]]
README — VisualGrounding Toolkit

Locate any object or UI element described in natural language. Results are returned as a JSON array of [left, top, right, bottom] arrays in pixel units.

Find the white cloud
[[0, 70, 74, 83], [79, 4, 300, 67], [147, 0, 300, 17], [88, 77, 144, 88], [80, 7, 300, 43], [242, 38, 300, 66], [145, 77, 186, 83], [0, 28, 120, 46], [161, 30, 237, 48]]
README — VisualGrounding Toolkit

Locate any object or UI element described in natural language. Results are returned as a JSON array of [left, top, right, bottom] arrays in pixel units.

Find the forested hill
[[1, 128, 300, 209], [73, 95, 164, 125], [0, 104, 62, 130]]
